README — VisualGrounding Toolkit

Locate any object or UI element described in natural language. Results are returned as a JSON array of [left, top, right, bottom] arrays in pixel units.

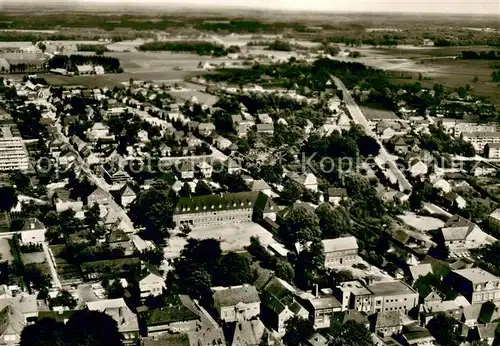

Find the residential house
[[76, 65, 94, 75], [449, 268, 500, 304], [431, 178, 452, 194], [256, 123, 275, 135], [322, 236, 358, 267], [120, 185, 136, 208], [224, 158, 241, 174], [484, 143, 500, 159], [53, 188, 83, 213], [107, 228, 133, 256], [489, 208, 500, 225], [0, 305, 25, 345], [178, 161, 195, 180], [86, 298, 139, 344], [196, 161, 213, 178], [286, 172, 318, 192], [86, 122, 114, 142], [212, 285, 260, 323], [400, 323, 436, 346], [139, 265, 165, 300], [146, 296, 200, 335], [229, 319, 269, 346], [260, 277, 308, 335], [335, 280, 373, 313], [368, 281, 418, 313], [19, 218, 45, 245], [408, 159, 428, 178], [419, 291, 461, 326], [215, 136, 232, 151], [408, 264, 433, 284], [248, 179, 272, 195], [326, 188, 347, 206], [370, 310, 405, 337], [469, 323, 498, 346], [442, 192, 467, 210], [87, 187, 111, 207], [198, 123, 216, 137], [440, 215, 497, 252], [299, 289, 342, 329]]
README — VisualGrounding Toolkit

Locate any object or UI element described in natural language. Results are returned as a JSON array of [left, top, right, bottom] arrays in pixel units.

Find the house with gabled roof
[[87, 187, 111, 207], [286, 172, 318, 192], [0, 305, 25, 345], [439, 215, 497, 252], [177, 161, 195, 180], [86, 298, 139, 344], [139, 264, 165, 300], [212, 285, 260, 323], [260, 277, 308, 335], [120, 185, 136, 207], [19, 218, 46, 245]]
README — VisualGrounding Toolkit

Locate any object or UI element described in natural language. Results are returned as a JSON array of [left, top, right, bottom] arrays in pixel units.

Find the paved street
[[333, 76, 412, 192]]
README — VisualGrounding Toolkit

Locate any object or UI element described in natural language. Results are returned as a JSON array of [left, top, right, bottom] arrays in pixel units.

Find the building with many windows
[[449, 268, 500, 304], [462, 131, 500, 152], [173, 191, 275, 228], [368, 281, 419, 314], [0, 126, 29, 171]]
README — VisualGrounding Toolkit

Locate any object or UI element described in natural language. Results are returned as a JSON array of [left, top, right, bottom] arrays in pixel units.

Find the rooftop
[[337, 281, 372, 296], [368, 280, 417, 297], [323, 236, 358, 253], [453, 268, 499, 284], [212, 285, 260, 307]]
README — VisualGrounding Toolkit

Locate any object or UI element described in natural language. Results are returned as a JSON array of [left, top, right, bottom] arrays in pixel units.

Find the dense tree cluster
[[461, 50, 500, 60], [137, 41, 227, 56], [419, 125, 475, 157], [129, 188, 175, 244], [47, 55, 121, 73], [171, 239, 253, 299], [20, 310, 124, 346], [76, 44, 109, 54]]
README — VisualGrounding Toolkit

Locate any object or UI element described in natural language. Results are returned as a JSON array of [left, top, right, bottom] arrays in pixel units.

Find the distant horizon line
[[1, 2, 499, 17]]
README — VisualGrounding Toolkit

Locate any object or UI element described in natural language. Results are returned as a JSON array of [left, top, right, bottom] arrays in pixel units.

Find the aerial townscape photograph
[[0, 0, 499, 345]]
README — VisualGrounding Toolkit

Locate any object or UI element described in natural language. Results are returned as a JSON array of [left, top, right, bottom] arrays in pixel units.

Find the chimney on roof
[[30, 223, 35, 229], [312, 284, 319, 298]]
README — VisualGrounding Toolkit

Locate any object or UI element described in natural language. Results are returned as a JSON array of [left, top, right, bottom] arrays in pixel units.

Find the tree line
[[137, 41, 227, 56], [47, 54, 122, 73]]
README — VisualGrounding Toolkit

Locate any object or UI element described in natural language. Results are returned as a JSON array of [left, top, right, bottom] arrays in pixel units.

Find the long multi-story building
[[449, 268, 500, 304], [173, 191, 275, 228], [0, 126, 29, 171], [462, 131, 500, 153], [439, 119, 498, 138]]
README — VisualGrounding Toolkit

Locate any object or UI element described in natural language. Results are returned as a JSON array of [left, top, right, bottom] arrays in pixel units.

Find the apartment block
[[462, 131, 500, 152], [0, 126, 29, 171]]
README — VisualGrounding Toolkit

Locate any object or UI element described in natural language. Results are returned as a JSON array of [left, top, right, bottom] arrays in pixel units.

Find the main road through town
[[332, 76, 412, 192]]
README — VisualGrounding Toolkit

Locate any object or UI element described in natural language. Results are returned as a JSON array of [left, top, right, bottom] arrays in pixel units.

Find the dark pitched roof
[[175, 191, 262, 215]]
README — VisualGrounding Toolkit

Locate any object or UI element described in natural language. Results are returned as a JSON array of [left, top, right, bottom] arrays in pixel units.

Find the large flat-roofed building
[[462, 131, 500, 152], [173, 191, 275, 228], [368, 280, 418, 313], [335, 280, 373, 313], [449, 268, 500, 304], [0, 126, 29, 171]]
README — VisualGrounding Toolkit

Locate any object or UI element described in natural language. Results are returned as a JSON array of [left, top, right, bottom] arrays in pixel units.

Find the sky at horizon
[[5, 0, 500, 15]]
